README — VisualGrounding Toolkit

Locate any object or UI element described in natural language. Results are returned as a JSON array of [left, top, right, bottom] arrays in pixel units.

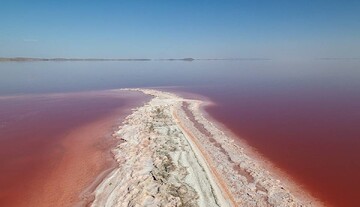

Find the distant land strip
[[0, 57, 271, 62], [0, 57, 152, 62], [317, 57, 360, 60]]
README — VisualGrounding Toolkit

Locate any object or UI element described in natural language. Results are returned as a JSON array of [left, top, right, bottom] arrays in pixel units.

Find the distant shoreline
[[0, 57, 271, 62]]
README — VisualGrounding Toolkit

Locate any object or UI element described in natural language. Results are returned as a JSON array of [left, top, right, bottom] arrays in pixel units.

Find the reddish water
[[190, 85, 360, 207], [0, 90, 148, 207], [1, 61, 359, 207]]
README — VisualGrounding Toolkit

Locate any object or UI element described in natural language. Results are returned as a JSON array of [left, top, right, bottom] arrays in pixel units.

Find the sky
[[0, 0, 359, 59]]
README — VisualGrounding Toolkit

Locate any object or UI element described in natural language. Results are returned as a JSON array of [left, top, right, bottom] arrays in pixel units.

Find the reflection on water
[[0, 60, 359, 206]]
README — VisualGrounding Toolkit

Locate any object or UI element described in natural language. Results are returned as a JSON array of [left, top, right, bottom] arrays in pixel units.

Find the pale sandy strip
[[172, 108, 238, 206]]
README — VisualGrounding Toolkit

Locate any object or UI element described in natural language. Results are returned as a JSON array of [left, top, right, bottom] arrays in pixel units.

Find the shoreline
[[160, 87, 327, 206], [91, 88, 323, 206], [72, 91, 152, 207], [196, 96, 326, 207], [0, 90, 150, 207]]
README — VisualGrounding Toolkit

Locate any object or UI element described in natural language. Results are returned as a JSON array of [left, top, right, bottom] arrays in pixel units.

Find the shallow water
[[0, 60, 359, 206], [0, 90, 148, 206]]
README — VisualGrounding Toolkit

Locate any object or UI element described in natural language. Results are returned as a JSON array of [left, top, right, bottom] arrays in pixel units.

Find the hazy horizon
[[1, 0, 359, 60], [1, 2, 360, 206]]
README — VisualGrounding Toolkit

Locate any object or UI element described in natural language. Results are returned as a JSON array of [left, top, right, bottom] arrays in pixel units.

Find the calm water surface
[[0, 90, 148, 206], [0, 61, 359, 206]]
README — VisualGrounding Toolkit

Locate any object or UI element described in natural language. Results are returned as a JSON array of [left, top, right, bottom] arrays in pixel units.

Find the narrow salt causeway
[[91, 88, 321, 207]]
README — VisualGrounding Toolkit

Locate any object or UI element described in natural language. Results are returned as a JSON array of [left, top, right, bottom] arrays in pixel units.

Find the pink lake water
[[0, 60, 359, 206], [0, 90, 148, 206]]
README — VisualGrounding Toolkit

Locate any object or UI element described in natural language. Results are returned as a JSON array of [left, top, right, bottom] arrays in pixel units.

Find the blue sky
[[0, 0, 359, 59]]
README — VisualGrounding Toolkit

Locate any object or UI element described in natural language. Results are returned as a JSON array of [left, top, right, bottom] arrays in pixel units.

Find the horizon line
[[0, 57, 272, 62]]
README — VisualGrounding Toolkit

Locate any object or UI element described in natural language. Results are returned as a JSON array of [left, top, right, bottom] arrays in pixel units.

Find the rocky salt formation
[[91, 89, 322, 207]]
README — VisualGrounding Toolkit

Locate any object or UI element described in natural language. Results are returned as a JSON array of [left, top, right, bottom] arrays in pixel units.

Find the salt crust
[[91, 89, 322, 207]]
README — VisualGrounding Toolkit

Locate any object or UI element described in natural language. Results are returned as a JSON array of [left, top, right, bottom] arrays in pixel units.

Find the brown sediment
[[171, 89, 323, 206], [91, 89, 233, 207], [183, 102, 232, 157], [182, 102, 255, 184], [196, 100, 325, 206], [91, 88, 322, 207], [193, 96, 320, 203], [173, 109, 239, 206], [181, 92, 324, 207], [182, 102, 212, 137], [0, 90, 149, 207]]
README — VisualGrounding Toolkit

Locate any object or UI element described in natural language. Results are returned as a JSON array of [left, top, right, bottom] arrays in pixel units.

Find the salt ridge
[[91, 88, 323, 207]]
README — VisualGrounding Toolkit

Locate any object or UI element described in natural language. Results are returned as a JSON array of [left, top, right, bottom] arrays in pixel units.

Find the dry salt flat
[[91, 89, 323, 207]]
